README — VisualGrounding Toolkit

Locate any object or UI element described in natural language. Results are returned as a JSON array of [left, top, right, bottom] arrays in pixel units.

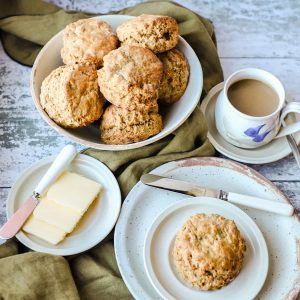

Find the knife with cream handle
[[141, 174, 294, 216], [0, 145, 77, 242]]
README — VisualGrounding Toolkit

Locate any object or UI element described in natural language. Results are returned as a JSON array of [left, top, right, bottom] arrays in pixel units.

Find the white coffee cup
[[215, 68, 300, 149]]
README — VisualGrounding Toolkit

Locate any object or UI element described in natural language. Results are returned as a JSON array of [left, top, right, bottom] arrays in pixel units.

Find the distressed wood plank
[[0, 2, 299, 299], [0, 43, 84, 186], [0, 189, 7, 226], [50, 0, 300, 58], [1, 47, 300, 185]]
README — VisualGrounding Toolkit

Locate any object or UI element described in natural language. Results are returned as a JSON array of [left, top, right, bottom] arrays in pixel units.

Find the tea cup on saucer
[[215, 68, 300, 149]]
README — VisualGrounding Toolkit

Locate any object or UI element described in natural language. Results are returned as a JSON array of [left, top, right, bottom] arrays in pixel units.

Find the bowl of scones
[[31, 14, 203, 150]]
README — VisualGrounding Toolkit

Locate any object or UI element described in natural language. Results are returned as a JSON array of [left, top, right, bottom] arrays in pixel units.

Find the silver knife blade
[[141, 174, 295, 216], [140, 174, 220, 198]]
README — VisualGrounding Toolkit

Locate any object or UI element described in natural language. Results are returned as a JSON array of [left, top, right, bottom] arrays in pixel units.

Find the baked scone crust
[[158, 49, 189, 105], [98, 45, 163, 111], [40, 64, 105, 128], [61, 19, 118, 67], [173, 214, 246, 290], [100, 105, 163, 144], [116, 14, 179, 53]]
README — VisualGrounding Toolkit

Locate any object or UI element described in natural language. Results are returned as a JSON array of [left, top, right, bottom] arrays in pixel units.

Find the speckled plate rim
[[30, 15, 203, 151], [144, 197, 269, 300], [114, 156, 300, 300], [6, 154, 121, 256], [200, 82, 300, 164]]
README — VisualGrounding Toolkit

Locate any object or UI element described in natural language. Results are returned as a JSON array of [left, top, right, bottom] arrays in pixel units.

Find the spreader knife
[[141, 174, 294, 216], [0, 145, 77, 242]]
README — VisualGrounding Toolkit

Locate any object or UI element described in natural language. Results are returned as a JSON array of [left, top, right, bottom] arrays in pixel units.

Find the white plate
[[30, 15, 203, 151], [6, 154, 121, 255], [114, 157, 300, 300], [200, 82, 300, 164], [144, 197, 268, 300]]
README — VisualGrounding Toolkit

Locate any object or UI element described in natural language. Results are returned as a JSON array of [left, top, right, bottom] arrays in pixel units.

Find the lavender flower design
[[244, 124, 271, 142]]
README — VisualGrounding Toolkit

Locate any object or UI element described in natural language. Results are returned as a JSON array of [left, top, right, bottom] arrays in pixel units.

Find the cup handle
[[275, 102, 300, 138]]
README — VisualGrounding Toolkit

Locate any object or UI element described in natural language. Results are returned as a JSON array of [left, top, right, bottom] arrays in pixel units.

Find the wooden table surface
[[0, 0, 299, 227]]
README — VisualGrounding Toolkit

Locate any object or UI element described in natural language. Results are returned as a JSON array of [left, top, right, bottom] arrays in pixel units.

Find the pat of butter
[[47, 172, 102, 214], [22, 172, 102, 245], [33, 199, 81, 233], [23, 216, 66, 245]]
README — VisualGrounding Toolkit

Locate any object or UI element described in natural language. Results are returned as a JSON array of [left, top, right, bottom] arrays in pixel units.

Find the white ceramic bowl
[[30, 15, 203, 151]]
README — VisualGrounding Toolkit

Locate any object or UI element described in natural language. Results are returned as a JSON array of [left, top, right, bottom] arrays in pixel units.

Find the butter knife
[[0, 145, 77, 243], [141, 174, 294, 216]]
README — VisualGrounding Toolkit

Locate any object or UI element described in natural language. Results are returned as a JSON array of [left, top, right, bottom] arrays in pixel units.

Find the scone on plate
[[116, 14, 179, 53], [61, 19, 118, 67], [40, 64, 105, 128], [158, 49, 189, 105], [98, 45, 163, 111], [173, 214, 246, 291], [100, 105, 163, 144]]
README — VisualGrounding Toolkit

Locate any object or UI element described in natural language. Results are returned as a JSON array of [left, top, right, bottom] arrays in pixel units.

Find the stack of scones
[[40, 15, 189, 144]]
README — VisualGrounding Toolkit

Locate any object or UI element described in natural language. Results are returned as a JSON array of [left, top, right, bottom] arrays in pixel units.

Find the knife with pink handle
[[141, 174, 295, 217], [0, 145, 77, 244]]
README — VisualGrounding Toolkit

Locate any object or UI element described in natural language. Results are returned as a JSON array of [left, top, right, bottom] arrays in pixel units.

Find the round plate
[[114, 157, 300, 300], [144, 197, 268, 300], [30, 15, 203, 151], [7, 154, 121, 255], [200, 82, 300, 164]]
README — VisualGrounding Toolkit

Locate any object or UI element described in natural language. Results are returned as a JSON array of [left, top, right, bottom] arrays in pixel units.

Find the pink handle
[[0, 197, 38, 239]]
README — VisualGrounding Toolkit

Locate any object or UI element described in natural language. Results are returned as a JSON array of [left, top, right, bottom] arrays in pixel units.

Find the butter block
[[23, 216, 66, 245], [47, 172, 102, 214], [33, 199, 81, 233], [22, 172, 102, 245]]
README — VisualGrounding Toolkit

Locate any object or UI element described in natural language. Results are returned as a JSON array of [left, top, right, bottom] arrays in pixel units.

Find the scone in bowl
[[31, 15, 203, 150]]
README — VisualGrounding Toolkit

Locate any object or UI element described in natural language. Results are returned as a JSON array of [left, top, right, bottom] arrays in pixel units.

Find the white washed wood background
[[0, 0, 299, 226]]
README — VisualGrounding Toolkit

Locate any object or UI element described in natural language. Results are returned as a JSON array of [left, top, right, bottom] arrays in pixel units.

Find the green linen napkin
[[0, 1, 223, 299]]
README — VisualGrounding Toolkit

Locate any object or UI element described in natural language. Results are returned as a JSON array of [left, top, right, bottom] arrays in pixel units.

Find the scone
[[61, 19, 118, 67], [116, 14, 179, 53], [98, 45, 163, 111], [158, 49, 189, 105], [40, 64, 105, 128], [173, 214, 246, 290], [100, 105, 163, 144]]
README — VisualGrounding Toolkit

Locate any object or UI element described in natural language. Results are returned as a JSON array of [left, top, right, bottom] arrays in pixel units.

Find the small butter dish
[[6, 154, 121, 255]]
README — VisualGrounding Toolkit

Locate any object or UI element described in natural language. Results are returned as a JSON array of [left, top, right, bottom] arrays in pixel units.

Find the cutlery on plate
[[141, 174, 294, 216], [0, 145, 77, 243]]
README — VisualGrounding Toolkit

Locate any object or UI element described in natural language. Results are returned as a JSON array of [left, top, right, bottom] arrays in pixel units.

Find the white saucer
[[144, 197, 268, 300], [6, 154, 121, 256], [200, 82, 300, 164]]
